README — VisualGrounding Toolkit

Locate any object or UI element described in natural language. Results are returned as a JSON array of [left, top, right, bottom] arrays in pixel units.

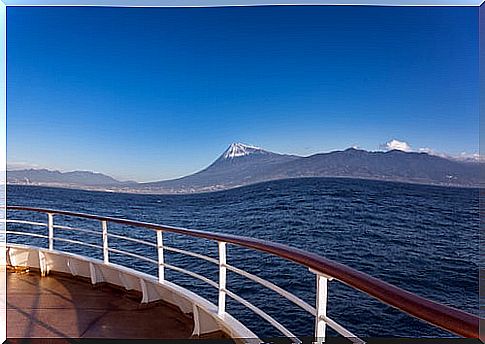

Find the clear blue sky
[[7, 6, 478, 182]]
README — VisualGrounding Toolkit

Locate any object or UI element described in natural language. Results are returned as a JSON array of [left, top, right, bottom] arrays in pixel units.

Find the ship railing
[[4, 206, 480, 343]]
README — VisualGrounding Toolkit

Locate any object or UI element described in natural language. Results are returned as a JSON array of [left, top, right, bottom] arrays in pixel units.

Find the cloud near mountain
[[380, 139, 481, 162], [382, 139, 412, 152]]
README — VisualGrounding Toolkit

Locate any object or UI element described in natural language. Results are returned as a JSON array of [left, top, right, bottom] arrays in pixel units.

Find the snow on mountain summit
[[222, 143, 266, 159]]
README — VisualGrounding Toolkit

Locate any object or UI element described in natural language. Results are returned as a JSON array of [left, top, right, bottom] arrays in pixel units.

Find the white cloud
[[416, 148, 482, 162], [417, 147, 449, 158], [382, 139, 412, 152], [456, 152, 483, 162], [7, 161, 42, 171], [380, 140, 482, 162], [417, 147, 432, 153]]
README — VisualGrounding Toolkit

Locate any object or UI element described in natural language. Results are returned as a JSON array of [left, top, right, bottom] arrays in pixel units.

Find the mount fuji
[[140, 143, 299, 193]]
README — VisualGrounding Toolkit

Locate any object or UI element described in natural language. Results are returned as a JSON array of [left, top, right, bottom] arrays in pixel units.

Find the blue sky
[[7, 6, 479, 182]]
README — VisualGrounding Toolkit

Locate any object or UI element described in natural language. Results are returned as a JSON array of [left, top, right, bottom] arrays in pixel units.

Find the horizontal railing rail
[[4, 205, 480, 341]]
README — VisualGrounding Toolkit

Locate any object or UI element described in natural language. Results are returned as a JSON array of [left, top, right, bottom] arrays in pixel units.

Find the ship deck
[[6, 267, 208, 340]]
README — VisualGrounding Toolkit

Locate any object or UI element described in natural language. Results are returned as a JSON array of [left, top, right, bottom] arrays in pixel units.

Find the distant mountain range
[[7, 169, 137, 188], [7, 143, 483, 193]]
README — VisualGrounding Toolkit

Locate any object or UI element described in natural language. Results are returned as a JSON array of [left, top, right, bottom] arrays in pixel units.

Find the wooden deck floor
[[7, 267, 196, 340]]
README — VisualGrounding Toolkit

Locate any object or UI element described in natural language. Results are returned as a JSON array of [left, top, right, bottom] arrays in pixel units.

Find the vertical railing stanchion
[[312, 270, 329, 344], [101, 220, 109, 264], [47, 213, 54, 250], [156, 230, 164, 283], [218, 241, 227, 316]]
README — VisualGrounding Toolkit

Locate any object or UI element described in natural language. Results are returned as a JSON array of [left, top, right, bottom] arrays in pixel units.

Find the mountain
[[136, 144, 481, 193], [7, 169, 136, 188], [7, 144, 482, 193], [260, 148, 482, 187], [139, 143, 299, 193]]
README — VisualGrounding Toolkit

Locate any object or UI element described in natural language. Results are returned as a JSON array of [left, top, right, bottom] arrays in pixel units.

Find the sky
[[7, 6, 479, 182]]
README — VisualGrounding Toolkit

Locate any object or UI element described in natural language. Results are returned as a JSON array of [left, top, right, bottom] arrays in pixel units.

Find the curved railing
[[4, 205, 480, 342]]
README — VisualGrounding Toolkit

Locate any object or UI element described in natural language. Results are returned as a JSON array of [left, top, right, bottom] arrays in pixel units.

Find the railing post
[[101, 220, 109, 264], [156, 230, 164, 283], [218, 241, 227, 316], [314, 272, 329, 344], [47, 213, 53, 250]]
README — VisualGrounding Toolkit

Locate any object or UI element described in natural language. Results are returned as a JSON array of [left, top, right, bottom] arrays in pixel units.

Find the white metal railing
[[5, 210, 364, 343], [5, 206, 480, 341]]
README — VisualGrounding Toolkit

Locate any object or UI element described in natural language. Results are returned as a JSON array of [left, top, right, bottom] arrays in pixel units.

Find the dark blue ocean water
[[6, 178, 479, 339]]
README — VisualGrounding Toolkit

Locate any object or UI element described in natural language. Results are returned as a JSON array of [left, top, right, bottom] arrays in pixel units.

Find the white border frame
[[2, 0, 485, 6], [0, 1, 482, 343], [1, 1, 6, 343]]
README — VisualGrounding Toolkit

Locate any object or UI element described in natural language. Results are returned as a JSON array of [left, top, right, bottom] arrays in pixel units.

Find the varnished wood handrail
[[5, 205, 480, 338]]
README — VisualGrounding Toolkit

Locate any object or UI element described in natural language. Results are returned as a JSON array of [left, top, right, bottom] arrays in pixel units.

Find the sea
[[6, 177, 479, 339]]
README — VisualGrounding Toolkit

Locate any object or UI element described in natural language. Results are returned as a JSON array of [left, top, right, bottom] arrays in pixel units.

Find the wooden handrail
[[5, 205, 480, 338]]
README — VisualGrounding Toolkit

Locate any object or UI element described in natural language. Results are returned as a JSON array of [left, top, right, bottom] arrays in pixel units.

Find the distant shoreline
[[6, 175, 481, 197]]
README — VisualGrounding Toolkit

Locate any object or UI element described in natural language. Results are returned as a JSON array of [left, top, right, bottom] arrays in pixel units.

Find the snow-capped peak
[[223, 143, 265, 159]]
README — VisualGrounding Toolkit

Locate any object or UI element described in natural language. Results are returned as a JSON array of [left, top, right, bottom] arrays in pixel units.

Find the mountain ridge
[[7, 168, 137, 187], [7, 143, 482, 193]]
